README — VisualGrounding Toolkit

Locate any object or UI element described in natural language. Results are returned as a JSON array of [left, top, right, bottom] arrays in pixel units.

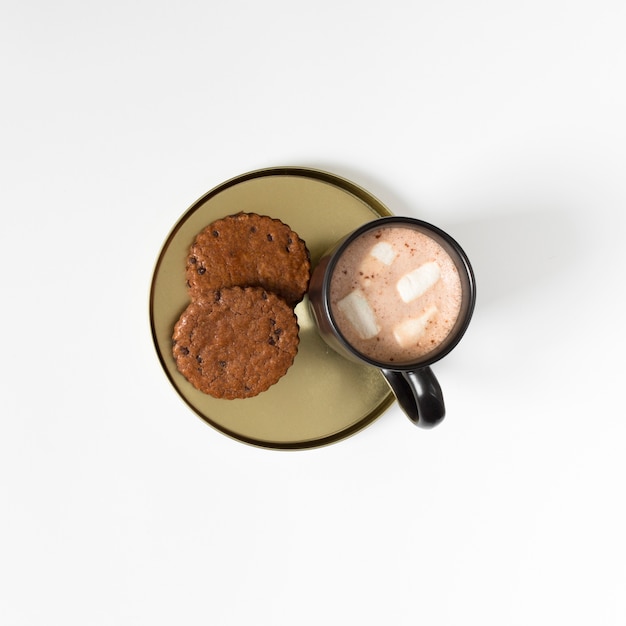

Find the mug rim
[[320, 216, 476, 370]]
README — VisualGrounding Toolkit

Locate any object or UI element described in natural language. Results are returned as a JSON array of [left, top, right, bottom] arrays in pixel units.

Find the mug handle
[[381, 366, 445, 428]]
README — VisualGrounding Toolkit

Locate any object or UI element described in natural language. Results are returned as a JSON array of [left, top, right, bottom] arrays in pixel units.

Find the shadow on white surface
[[448, 206, 582, 311]]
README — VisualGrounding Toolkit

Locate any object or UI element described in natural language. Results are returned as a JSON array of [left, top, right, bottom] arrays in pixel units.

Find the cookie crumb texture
[[172, 287, 300, 399], [186, 212, 311, 307]]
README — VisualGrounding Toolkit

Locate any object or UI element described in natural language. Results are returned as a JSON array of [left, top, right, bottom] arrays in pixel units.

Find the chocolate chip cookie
[[185, 212, 310, 307], [172, 287, 300, 399]]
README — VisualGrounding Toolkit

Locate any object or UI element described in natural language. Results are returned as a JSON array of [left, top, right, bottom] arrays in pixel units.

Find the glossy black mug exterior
[[308, 216, 476, 428]]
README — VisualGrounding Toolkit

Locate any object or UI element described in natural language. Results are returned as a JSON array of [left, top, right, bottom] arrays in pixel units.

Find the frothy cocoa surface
[[329, 225, 463, 364]]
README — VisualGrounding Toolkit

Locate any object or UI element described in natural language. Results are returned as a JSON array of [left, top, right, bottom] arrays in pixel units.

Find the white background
[[2, 1, 625, 624]]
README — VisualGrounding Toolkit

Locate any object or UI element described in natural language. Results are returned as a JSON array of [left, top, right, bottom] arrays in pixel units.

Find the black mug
[[308, 216, 476, 428]]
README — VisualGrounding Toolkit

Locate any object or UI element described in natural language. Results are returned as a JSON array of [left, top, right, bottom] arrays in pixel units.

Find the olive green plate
[[150, 167, 395, 449]]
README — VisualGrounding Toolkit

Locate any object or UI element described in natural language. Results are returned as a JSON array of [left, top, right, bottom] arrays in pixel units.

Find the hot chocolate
[[329, 225, 463, 364]]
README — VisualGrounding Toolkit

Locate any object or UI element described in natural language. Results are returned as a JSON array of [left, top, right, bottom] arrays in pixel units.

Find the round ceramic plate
[[150, 167, 395, 449]]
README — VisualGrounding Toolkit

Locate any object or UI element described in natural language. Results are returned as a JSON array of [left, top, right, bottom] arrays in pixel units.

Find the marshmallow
[[336, 289, 380, 339], [369, 241, 396, 266], [396, 261, 441, 303], [393, 306, 439, 347]]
